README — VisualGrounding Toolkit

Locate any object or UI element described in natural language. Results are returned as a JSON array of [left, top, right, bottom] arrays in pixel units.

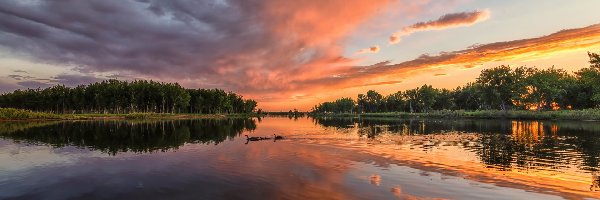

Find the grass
[[0, 108, 67, 120], [3, 107, 600, 121], [310, 109, 600, 121], [0, 108, 251, 121]]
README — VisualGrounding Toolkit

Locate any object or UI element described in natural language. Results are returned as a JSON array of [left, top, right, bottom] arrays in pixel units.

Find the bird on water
[[245, 135, 261, 141]]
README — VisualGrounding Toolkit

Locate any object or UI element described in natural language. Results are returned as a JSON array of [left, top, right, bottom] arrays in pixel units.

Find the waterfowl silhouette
[[245, 135, 261, 141], [273, 134, 284, 140]]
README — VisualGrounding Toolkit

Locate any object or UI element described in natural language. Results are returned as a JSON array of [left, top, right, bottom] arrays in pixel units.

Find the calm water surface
[[1, 117, 599, 199]]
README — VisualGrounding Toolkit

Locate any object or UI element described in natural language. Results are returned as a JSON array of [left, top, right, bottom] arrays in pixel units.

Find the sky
[[0, 0, 599, 111]]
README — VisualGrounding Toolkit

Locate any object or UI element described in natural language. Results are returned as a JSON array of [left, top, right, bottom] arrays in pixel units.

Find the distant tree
[[453, 83, 483, 110], [356, 90, 382, 113], [312, 97, 355, 114], [366, 90, 383, 112], [521, 67, 571, 110], [589, 51, 600, 69], [403, 88, 419, 113], [384, 92, 404, 112], [574, 67, 600, 108], [0, 80, 256, 114], [433, 88, 453, 110], [417, 85, 438, 113], [335, 97, 355, 113], [476, 65, 528, 111]]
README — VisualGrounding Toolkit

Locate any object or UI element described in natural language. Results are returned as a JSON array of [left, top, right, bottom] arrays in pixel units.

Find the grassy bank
[[310, 109, 600, 121], [0, 108, 255, 121]]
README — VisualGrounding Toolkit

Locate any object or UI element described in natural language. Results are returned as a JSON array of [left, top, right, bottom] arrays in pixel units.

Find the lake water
[[0, 117, 599, 199]]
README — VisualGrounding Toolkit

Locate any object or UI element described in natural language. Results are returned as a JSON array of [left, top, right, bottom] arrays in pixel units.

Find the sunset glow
[[0, 1, 599, 111]]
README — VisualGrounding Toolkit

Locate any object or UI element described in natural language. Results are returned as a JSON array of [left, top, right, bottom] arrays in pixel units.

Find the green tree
[[574, 68, 600, 108], [384, 92, 404, 112], [476, 65, 528, 111], [589, 51, 600, 69], [417, 84, 438, 112], [521, 67, 571, 110], [433, 88, 453, 110]]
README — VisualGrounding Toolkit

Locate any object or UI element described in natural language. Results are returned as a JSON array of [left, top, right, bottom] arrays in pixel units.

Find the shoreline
[[0, 108, 259, 121], [309, 109, 600, 121]]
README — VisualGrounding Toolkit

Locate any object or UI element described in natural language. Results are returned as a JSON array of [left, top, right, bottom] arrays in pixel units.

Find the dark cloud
[[390, 10, 490, 44], [6, 73, 103, 89], [52, 74, 104, 87], [16, 80, 53, 89], [0, 0, 392, 94]]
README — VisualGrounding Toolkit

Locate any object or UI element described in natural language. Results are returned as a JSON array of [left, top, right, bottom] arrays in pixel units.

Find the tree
[[476, 65, 528, 111], [574, 67, 600, 108], [433, 88, 453, 110], [335, 98, 355, 113], [0, 80, 257, 114], [589, 51, 600, 69], [417, 85, 438, 113], [453, 83, 483, 110], [356, 90, 382, 113], [384, 92, 404, 112], [403, 88, 419, 113], [520, 67, 571, 110], [312, 97, 355, 114]]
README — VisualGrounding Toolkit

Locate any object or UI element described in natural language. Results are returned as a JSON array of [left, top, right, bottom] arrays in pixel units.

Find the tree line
[[0, 79, 257, 114], [313, 52, 600, 113]]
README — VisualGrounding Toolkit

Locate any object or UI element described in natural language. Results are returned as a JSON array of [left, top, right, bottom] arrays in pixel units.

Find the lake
[[0, 117, 599, 199]]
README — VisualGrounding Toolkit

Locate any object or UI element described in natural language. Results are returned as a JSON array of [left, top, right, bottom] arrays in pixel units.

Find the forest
[[0, 80, 257, 114], [312, 52, 600, 114]]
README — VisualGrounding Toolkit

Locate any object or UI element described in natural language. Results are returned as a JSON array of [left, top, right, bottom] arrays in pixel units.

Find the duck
[[260, 136, 272, 140], [245, 135, 261, 141], [273, 134, 284, 140]]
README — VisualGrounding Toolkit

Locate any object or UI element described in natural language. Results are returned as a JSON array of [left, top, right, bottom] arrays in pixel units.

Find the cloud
[[7, 74, 34, 80], [2, 2, 598, 110], [6, 73, 103, 88], [16, 80, 53, 89], [0, 0, 395, 94], [352, 80, 402, 88], [390, 10, 490, 44], [13, 70, 28, 73], [284, 23, 600, 102], [247, 23, 600, 110], [0, 80, 18, 93], [357, 46, 381, 54], [52, 74, 104, 87]]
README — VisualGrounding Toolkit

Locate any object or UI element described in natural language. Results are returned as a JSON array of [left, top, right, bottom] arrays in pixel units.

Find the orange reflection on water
[[511, 121, 545, 146], [275, 118, 600, 199]]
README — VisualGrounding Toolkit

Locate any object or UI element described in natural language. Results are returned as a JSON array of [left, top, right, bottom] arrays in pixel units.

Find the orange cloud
[[390, 10, 491, 44], [351, 80, 403, 88], [258, 23, 600, 110], [332, 23, 600, 86], [357, 46, 381, 54]]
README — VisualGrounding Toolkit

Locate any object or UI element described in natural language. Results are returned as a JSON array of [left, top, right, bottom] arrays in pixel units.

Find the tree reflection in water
[[312, 117, 600, 190], [0, 119, 256, 155]]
